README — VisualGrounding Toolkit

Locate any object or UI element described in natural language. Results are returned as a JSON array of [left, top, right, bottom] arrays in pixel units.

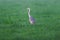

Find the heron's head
[[27, 8, 30, 12], [27, 8, 30, 10]]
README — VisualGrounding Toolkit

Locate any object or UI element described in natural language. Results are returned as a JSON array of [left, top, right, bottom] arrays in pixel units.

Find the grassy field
[[0, 0, 60, 40]]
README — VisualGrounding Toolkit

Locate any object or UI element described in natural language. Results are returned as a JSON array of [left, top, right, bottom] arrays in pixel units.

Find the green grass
[[0, 0, 60, 40]]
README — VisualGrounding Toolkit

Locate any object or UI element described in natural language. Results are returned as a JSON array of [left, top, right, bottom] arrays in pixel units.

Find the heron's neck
[[28, 9, 31, 18]]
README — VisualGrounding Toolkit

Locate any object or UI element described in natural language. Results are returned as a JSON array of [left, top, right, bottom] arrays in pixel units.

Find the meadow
[[0, 0, 60, 40]]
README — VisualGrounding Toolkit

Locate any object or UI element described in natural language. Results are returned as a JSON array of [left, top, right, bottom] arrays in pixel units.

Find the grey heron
[[27, 8, 35, 24]]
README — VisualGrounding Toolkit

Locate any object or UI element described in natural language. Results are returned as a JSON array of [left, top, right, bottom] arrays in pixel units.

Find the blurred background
[[0, 0, 60, 40]]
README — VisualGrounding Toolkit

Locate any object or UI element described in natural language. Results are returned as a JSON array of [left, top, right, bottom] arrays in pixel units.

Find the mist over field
[[0, 0, 60, 40]]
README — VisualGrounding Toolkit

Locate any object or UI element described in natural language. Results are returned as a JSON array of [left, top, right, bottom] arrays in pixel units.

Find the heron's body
[[27, 8, 35, 24], [29, 16, 35, 24]]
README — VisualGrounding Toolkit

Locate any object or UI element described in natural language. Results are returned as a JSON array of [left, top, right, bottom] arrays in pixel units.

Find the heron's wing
[[30, 16, 35, 22]]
